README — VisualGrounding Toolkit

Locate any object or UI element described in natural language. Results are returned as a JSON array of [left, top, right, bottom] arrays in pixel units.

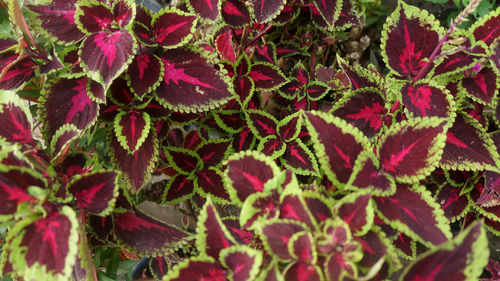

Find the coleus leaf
[[284, 261, 323, 281], [0, 57, 36, 91], [188, 0, 220, 21], [74, 1, 114, 33], [281, 140, 319, 176], [337, 56, 380, 90], [470, 6, 500, 46], [348, 151, 396, 196], [221, 0, 251, 28], [279, 194, 316, 229], [224, 150, 280, 206], [287, 231, 315, 262], [246, 109, 278, 139], [79, 30, 137, 88], [381, 1, 443, 79], [108, 127, 158, 191], [335, 192, 374, 236], [254, 43, 277, 64], [165, 146, 200, 174], [126, 53, 163, 99], [88, 215, 113, 242], [114, 110, 151, 154], [240, 191, 280, 228], [374, 183, 452, 247], [378, 117, 448, 183], [162, 175, 196, 204], [40, 77, 101, 138], [460, 67, 499, 105], [150, 8, 197, 48], [0, 165, 46, 219], [196, 199, 237, 259], [252, 0, 286, 23], [67, 170, 119, 216], [26, 0, 85, 44], [435, 183, 470, 222], [258, 136, 285, 158], [163, 256, 225, 281], [440, 113, 498, 171], [400, 221, 488, 281], [149, 256, 169, 280], [305, 110, 371, 187], [196, 167, 230, 203], [197, 139, 231, 167], [311, 0, 342, 29], [113, 208, 190, 256], [0, 91, 33, 145], [477, 171, 500, 207], [433, 51, 476, 77], [401, 82, 455, 118], [8, 207, 78, 281], [155, 47, 233, 112], [333, 0, 360, 29], [219, 245, 263, 281], [257, 219, 307, 261], [352, 229, 398, 279], [249, 63, 288, 90], [50, 124, 81, 162], [215, 31, 237, 63], [331, 87, 387, 138], [491, 39, 500, 75]]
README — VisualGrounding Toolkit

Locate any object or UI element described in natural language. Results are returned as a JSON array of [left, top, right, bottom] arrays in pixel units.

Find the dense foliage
[[1, 0, 500, 280]]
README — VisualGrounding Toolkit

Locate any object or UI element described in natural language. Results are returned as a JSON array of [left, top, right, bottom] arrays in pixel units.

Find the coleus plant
[[1, 0, 500, 280]]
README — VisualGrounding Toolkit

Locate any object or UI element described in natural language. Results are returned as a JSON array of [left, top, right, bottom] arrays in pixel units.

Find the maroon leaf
[[88, 215, 113, 241], [0, 97, 33, 145], [197, 140, 231, 166], [75, 2, 114, 33], [436, 183, 469, 220], [350, 154, 394, 195], [126, 53, 163, 98], [393, 232, 415, 259], [196, 168, 230, 201], [40, 77, 100, 137], [233, 76, 254, 104], [108, 129, 158, 191], [197, 201, 235, 259], [254, 43, 276, 64], [0, 57, 36, 91], [284, 261, 322, 281], [149, 256, 169, 280], [334, 0, 360, 28], [259, 220, 306, 260], [305, 111, 367, 185], [232, 126, 254, 152], [249, 63, 287, 89], [27, 0, 85, 44], [112, 0, 135, 28], [471, 9, 500, 46], [151, 9, 197, 47], [353, 230, 390, 275], [225, 152, 277, 204], [280, 195, 315, 229], [401, 83, 453, 118], [163, 175, 195, 203], [440, 113, 497, 170], [477, 171, 500, 207], [278, 115, 300, 141], [155, 48, 232, 112], [0, 167, 43, 216], [166, 148, 199, 174], [433, 51, 475, 77], [10, 208, 78, 279], [79, 30, 136, 87], [115, 110, 151, 154], [113, 209, 189, 256], [252, 0, 285, 23], [337, 193, 372, 235], [282, 140, 317, 175], [220, 246, 262, 281], [215, 31, 236, 63], [68, 171, 118, 215], [378, 118, 447, 182], [260, 137, 285, 157], [382, 2, 441, 79], [332, 88, 386, 138], [221, 0, 251, 27], [246, 110, 277, 138], [302, 195, 333, 224], [189, 0, 219, 21], [461, 67, 498, 104], [374, 184, 451, 246], [166, 258, 225, 281], [312, 0, 341, 27], [400, 221, 487, 281]]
